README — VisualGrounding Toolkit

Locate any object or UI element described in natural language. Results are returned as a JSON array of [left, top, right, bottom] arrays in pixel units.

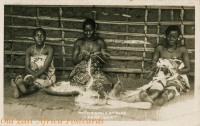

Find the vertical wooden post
[[180, 7, 185, 45], [93, 6, 97, 20], [36, 6, 39, 27], [10, 6, 14, 69], [93, 7, 97, 37], [157, 9, 161, 45], [124, 8, 129, 78], [170, 9, 174, 21], [141, 6, 148, 78], [59, 7, 66, 76]]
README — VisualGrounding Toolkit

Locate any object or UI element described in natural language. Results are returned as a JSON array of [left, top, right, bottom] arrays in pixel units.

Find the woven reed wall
[[4, 5, 195, 79]]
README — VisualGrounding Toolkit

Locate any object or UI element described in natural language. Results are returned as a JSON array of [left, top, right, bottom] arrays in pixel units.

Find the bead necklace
[[166, 44, 177, 53], [34, 44, 45, 54]]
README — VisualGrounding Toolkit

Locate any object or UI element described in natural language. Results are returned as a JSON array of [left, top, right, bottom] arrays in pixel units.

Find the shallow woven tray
[[44, 87, 79, 96]]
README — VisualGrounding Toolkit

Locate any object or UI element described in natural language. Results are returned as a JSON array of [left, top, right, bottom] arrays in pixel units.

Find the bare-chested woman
[[11, 28, 56, 98], [70, 19, 122, 98], [72, 19, 108, 65], [139, 25, 191, 105]]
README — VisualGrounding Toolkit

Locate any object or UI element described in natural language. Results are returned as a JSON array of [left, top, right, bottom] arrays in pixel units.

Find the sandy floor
[[4, 77, 198, 121]]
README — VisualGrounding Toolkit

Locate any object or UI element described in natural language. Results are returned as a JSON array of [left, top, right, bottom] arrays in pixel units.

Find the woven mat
[[4, 85, 77, 110], [3, 78, 148, 110], [4, 77, 195, 113], [4, 84, 196, 120]]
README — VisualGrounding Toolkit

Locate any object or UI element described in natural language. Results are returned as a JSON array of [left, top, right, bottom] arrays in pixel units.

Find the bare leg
[[148, 90, 161, 100], [11, 79, 21, 99], [24, 85, 39, 95], [15, 75, 27, 94], [139, 90, 154, 104], [155, 89, 175, 106], [108, 80, 123, 98], [166, 89, 176, 101], [155, 92, 168, 106]]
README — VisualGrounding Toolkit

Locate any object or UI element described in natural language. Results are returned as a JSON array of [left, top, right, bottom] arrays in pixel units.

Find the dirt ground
[[4, 77, 198, 122]]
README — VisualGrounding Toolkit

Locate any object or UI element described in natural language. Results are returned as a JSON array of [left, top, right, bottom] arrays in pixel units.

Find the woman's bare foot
[[11, 79, 20, 99], [108, 80, 123, 98], [155, 92, 168, 106], [139, 90, 154, 104], [15, 75, 27, 94]]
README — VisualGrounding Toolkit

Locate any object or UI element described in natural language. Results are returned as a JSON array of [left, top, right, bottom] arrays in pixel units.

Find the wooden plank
[[141, 6, 148, 78], [10, 7, 14, 68], [5, 15, 195, 26], [5, 25, 195, 39], [124, 8, 129, 78], [4, 51, 195, 63], [157, 8, 161, 44], [180, 7, 185, 45], [4, 43, 195, 53], [4, 65, 194, 76], [170, 9, 174, 21], [59, 7, 66, 73], [4, 38, 152, 45], [36, 6, 39, 27], [107, 46, 195, 53], [27, 5, 194, 9]]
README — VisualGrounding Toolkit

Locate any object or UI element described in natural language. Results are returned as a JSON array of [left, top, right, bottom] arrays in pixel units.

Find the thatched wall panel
[[129, 8, 145, 22], [39, 20, 60, 28], [14, 18, 36, 26], [129, 25, 144, 34], [161, 9, 172, 21], [184, 25, 195, 35], [98, 24, 126, 32], [12, 6, 36, 16], [63, 22, 82, 29], [95, 8, 126, 21], [4, 6, 195, 79], [184, 9, 195, 21], [126, 61, 142, 69], [4, 17, 12, 25], [185, 39, 195, 49], [4, 28, 12, 39], [39, 7, 59, 17], [13, 28, 33, 38], [147, 9, 158, 22]]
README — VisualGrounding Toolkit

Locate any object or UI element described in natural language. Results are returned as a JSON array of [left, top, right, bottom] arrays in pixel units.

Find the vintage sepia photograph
[[2, 1, 200, 125]]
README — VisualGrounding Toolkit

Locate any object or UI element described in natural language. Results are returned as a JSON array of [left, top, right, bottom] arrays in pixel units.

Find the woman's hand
[[177, 69, 183, 74], [79, 51, 91, 61], [24, 75, 35, 85]]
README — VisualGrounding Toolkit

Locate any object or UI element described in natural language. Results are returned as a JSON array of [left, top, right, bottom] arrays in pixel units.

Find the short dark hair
[[82, 18, 96, 29], [165, 25, 181, 36], [33, 28, 46, 37]]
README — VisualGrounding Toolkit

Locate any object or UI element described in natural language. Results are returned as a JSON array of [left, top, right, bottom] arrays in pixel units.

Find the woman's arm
[[178, 47, 190, 74], [25, 46, 36, 75], [72, 39, 83, 65], [97, 38, 110, 63], [33, 46, 54, 78], [151, 45, 162, 68]]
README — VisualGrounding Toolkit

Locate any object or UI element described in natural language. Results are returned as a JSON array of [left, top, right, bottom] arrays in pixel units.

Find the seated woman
[[70, 18, 122, 99], [11, 28, 56, 98], [139, 25, 191, 106]]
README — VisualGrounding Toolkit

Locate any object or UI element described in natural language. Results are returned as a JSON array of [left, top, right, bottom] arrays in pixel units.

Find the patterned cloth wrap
[[29, 54, 56, 88], [70, 59, 112, 98], [141, 58, 190, 96]]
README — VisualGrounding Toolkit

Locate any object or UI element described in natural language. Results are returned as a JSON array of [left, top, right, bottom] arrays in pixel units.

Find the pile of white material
[[75, 57, 152, 109], [75, 57, 107, 106], [49, 81, 83, 93], [85, 58, 94, 90], [75, 90, 107, 106], [75, 89, 151, 109]]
